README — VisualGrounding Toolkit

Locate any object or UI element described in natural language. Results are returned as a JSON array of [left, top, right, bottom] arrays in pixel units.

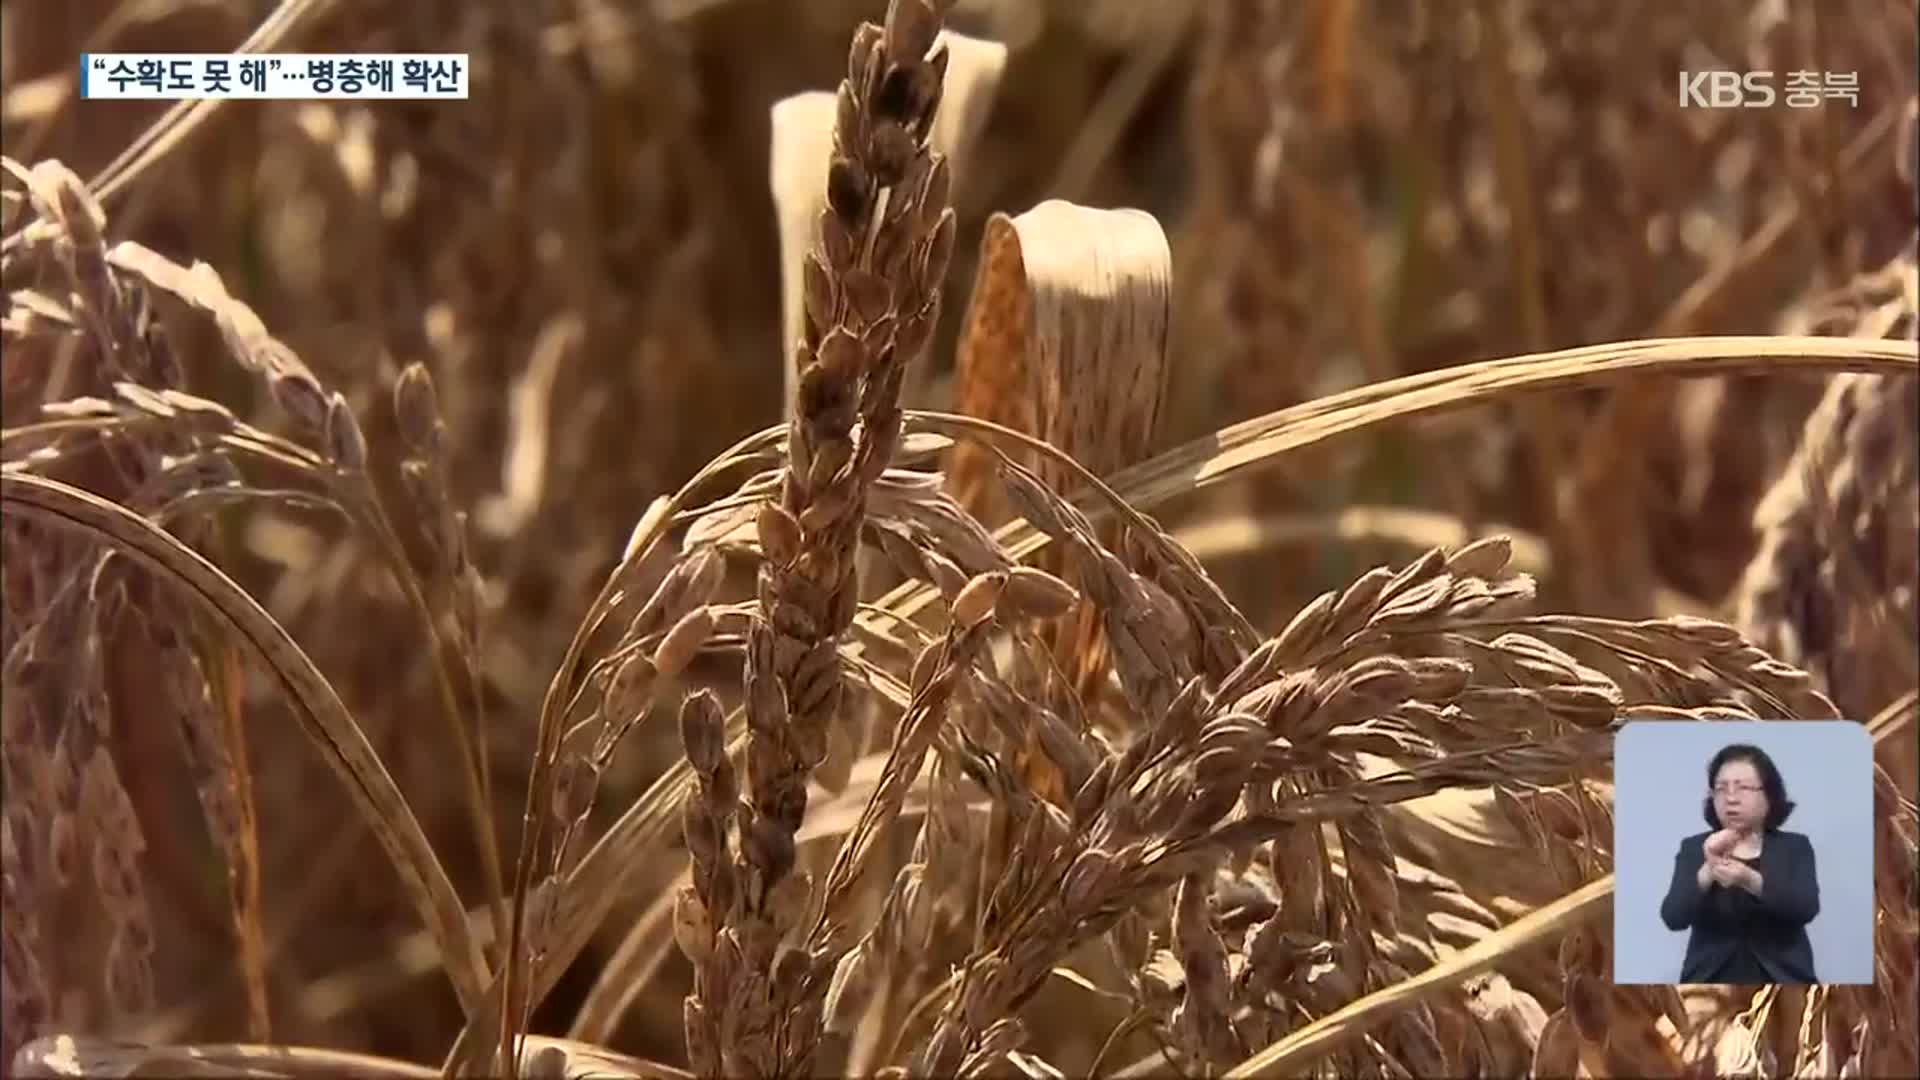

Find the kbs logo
[[1679, 70, 1775, 108], [1679, 70, 1860, 109]]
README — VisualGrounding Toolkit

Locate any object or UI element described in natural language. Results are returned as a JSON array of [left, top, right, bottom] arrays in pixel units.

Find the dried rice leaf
[[1174, 505, 1551, 573], [478, 315, 583, 538], [202, 633, 271, 1041], [769, 89, 838, 413], [12, 1034, 442, 1079], [1093, 337, 1914, 527], [880, 337, 1915, 642], [945, 199, 1173, 521], [0, 472, 490, 1016], [923, 33, 1008, 206]]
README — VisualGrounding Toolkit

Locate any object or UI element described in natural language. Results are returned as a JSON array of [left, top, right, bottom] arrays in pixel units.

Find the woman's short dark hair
[[1701, 742, 1796, 831]]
